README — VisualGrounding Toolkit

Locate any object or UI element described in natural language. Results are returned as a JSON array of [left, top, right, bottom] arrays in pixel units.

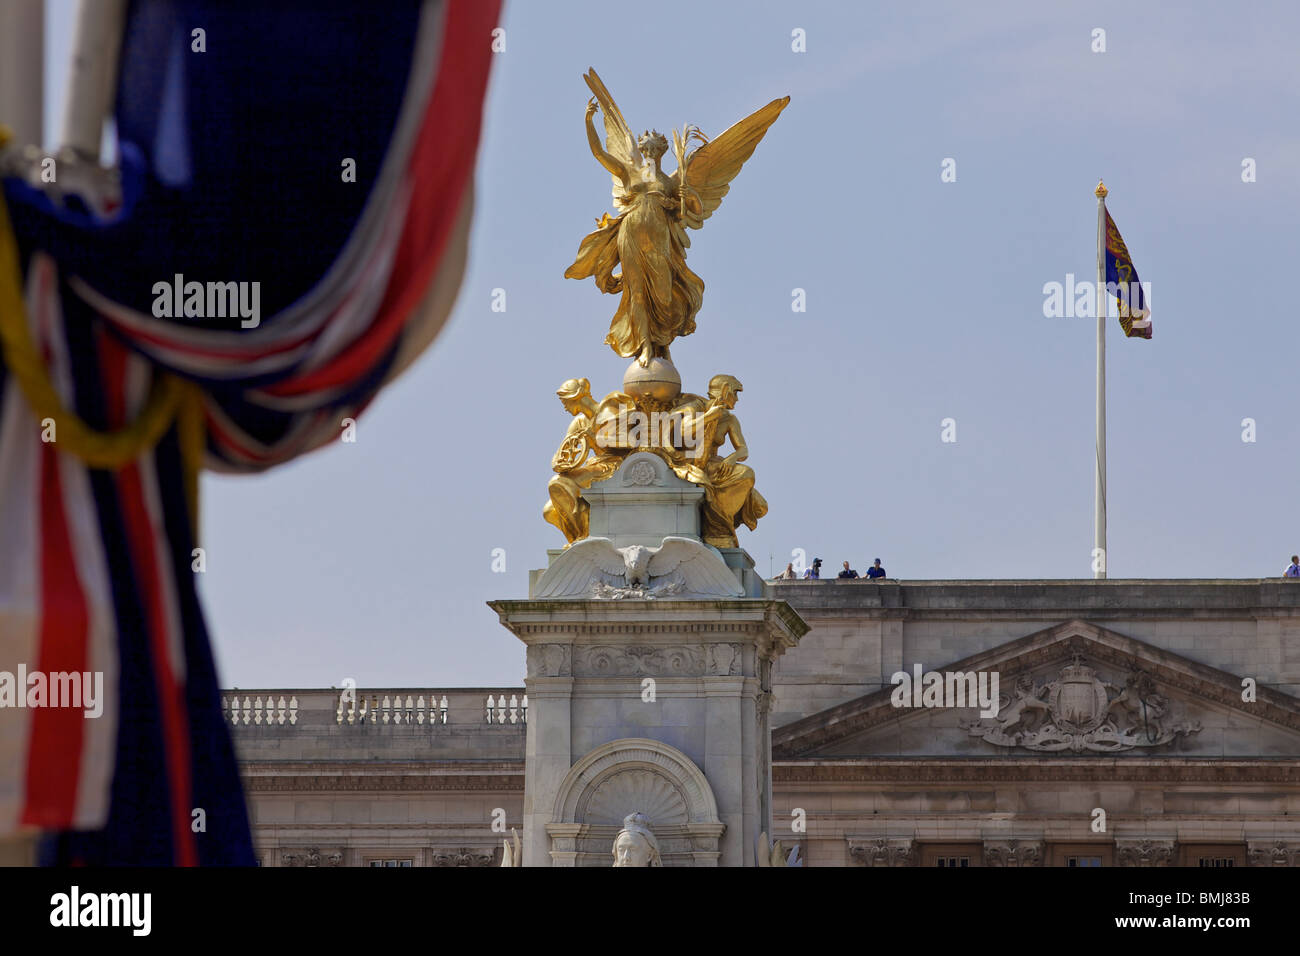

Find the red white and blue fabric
[[0, 0, 499, 864]]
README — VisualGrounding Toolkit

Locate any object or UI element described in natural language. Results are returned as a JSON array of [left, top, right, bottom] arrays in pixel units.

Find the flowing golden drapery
[[565, 69, 786, 363], [565, 192, 703, 359]]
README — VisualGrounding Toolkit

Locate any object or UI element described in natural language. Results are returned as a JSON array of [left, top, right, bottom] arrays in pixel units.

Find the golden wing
[[671, 96, 789, 225], [583, 68, 641, 206]]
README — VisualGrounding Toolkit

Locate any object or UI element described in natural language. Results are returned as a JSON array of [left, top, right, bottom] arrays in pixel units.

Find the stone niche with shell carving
[[545, 738, 725, 866]]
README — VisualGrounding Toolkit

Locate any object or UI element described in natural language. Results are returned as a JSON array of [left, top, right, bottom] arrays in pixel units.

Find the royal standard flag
[[1103, 210, 1152, 338]]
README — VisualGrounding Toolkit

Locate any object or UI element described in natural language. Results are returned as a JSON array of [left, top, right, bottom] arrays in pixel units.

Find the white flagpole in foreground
[[1094, 179, 1108, 580], [60, 0, 128, 160]]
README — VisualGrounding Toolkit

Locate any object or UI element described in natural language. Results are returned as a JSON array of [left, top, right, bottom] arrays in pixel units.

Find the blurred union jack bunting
[[0, 0, 499, 864]]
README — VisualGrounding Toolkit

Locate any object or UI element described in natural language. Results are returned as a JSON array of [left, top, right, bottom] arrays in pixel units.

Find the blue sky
[[45, 1, 1300, 687]]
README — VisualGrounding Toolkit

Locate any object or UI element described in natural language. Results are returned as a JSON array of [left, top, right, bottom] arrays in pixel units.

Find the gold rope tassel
[[0, 127, 205, 530]]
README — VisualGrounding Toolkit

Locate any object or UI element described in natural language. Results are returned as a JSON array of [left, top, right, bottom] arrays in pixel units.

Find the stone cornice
[[488, 598, 809, 639], [253, 823, 512, 832], [774, 758, 1300, 784], [503, 622, 766, 636], [768, 579, 1300, 620]]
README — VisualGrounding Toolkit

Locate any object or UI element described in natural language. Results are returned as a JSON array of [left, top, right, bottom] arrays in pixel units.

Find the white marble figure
[[536, 536, 743, 599], [612, 812, 662, 867], [756, 831, 802, 867], [500, 827, 521, 867]]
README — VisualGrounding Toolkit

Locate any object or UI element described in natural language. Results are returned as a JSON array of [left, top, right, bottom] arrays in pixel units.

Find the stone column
[[517, 651, 574, 870]]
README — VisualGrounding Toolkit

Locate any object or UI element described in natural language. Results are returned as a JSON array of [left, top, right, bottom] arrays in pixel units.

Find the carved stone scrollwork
[[574, 644, 706, 677], [622, 459, 660, 487], [281, 846, 343, 867], [983, 840, 1044, 867], [1116, 839, 1177, 867], [528, 644, 572, 678], [1247, 841, 1298, 867], [965, 656, 1201, 753], [707, 642, 741, 676], [431, 848, 497, 867], [848, 838, 915, 867]]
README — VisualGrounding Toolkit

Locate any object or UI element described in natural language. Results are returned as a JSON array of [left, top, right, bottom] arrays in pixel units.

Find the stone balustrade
[[225, 694, 298, 726], [221, 688, 527, 731]]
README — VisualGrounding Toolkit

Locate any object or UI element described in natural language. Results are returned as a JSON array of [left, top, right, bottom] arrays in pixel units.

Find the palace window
[[367, 858, 413, 867], [921, 843, 983, 867], [1180, 844, 1246, 867], [1050, 843, 1112, 867]]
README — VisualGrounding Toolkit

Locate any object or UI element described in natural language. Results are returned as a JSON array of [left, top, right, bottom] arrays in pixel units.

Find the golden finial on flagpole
[[1095, 179, 1108, 199]]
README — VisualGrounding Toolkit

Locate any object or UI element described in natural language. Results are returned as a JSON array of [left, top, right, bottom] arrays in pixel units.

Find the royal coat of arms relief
[[965, 654, 1201, 753]]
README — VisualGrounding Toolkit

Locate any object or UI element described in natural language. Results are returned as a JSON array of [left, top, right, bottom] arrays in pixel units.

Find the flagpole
[[1094, 179, 1108, 580], [60, 0, 127, 160]]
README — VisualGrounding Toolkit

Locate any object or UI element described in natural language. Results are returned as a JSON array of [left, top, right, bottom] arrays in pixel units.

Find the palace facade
[[228, 578, 1300, 866]]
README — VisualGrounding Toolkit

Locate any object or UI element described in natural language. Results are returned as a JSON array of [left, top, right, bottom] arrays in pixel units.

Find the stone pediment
[[773, 619, 1300, 759]]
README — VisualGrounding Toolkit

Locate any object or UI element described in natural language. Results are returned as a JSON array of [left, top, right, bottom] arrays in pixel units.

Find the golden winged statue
[[565, 69, 789, 366]]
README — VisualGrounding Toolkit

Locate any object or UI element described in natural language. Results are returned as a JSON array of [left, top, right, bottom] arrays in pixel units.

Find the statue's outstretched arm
[[586, 101, 629, 185]]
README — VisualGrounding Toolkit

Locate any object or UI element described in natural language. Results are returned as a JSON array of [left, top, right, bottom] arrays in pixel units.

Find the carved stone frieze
[[965, 656, 1201, 753], [528, 644, 572, 678], [1247, 841, 1299, 867], [430, 848, 496, 867], [1116, 839, 1177, 867], [573, 644, 707, 677], [281, 846, 343, 867], [847, 837, 915, 867], [707, 642, 741, 676], [984, 839, 1043, 867]]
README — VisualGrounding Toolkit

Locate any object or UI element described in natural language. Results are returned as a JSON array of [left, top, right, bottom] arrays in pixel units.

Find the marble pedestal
[[494, 452, 806, 865], [489, 597, 807, 865]]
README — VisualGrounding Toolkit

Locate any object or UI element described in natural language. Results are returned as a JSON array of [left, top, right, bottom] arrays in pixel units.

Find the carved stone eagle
[[534, 536, 744, 599]]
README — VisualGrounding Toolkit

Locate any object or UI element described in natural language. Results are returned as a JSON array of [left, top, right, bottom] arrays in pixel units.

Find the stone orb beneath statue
[[623, 357, 681, 405]]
